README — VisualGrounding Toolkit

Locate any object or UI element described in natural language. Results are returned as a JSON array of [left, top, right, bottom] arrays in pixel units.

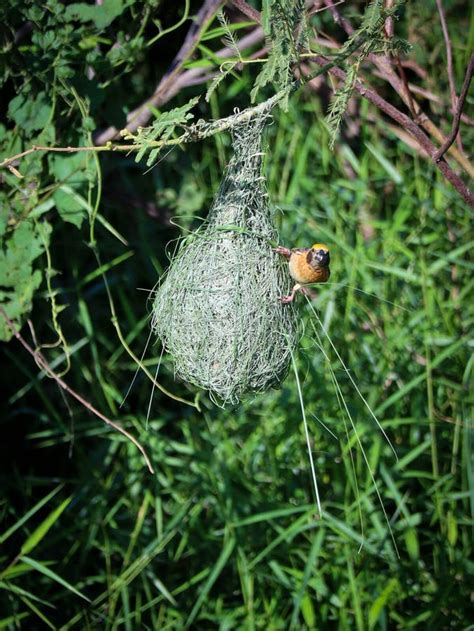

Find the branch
[[0, 307, 155, 475], [435, 0, 458, 115], [2, 7, 472, 208], [433, 54, 474, 162], [0, 143, 137, 171], [435, 0, 464, 153], [235, 0, 474, 207]]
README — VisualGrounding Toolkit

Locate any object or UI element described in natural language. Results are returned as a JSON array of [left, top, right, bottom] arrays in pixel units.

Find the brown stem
[[0, 307, 155, 474], [384, 0, 395, 39], [394, 55, 417, 119], [435, 0, 458, 112], [230, 0, 261, 22], [324, 0, 353, 33], [433, 54, 474, 162]]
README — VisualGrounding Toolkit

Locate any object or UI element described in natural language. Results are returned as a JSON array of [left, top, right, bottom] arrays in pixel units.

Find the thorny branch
[[0, 307, 155, 475], [232, 0, 474, 207], [0, 50, 365, 172]]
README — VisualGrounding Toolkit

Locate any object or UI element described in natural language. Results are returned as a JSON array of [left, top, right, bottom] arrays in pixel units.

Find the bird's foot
[[279, 283, 301, 303], [279, 284, 317, 303], [273, 245, 292, 259]]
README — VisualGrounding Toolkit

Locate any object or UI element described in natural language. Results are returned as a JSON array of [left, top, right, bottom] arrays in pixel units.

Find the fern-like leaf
[[206, 62, 238, 102], [325, 0, 409, 148], [326, 61, 360, 149], [251, 0, 309, 107], [217, 10, 242, 61], [127, 97, 200, 167]]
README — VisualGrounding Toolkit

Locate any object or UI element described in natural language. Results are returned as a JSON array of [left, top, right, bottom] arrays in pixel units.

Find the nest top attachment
[[151, 114, 298, 404]]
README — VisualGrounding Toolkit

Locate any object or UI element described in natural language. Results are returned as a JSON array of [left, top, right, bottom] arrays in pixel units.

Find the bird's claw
[[273, 245, 292, 258]]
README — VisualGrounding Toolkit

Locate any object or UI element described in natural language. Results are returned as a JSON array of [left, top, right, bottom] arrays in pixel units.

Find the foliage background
[[1, 0, 473, 628]]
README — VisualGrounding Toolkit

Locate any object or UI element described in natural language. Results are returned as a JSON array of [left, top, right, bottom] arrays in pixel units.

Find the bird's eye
[[316, 250, 330, 265]]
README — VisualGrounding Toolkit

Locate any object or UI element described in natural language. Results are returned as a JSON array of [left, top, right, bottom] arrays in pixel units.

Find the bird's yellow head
[[309, 243, 330, 268], [311, 243, 329, 252]]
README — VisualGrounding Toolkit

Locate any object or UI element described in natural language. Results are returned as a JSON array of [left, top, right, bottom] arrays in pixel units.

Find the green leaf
[[365, 141, 403, 184], [447, 511, 458, 547], [0, 563, 36, 580], [0, 220, 51, 341], [20, 497, 72, 556], [20, 556, 91, 603], [0, 614, 29, 629], [368, 578, 399, 629], [404, 528, 419, 561], [205, 62, 238, 102], [131, 97, 200, 166], [251, 0, 307, 106], [301, 593, 316, 628], [52, 189, 87, 228], [64, 0, 133, 29], [19, 597, 56, 630], [185, 537, 235, 626], [50, 153, 91, 227], [8, 92, 53, 135], [0, 486, 63, 546]]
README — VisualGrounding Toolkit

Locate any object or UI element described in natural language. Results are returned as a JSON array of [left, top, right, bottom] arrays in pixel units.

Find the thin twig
[[384, 0, 395, 38], [434, 53, 474, 162], [435, 1, 458, 116], [394, 56, 417, 119], [324, 0, 352, 32], [0, 307, 155, 474], [384, 0, 417, 120], [0, 143, 137, 170]]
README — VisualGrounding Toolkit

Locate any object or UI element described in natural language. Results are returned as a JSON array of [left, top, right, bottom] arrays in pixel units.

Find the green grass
[[1, 1, 474, 628]]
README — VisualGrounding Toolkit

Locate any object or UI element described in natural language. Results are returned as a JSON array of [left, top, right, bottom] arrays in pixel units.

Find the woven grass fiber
[[151, 114, 299, 404]]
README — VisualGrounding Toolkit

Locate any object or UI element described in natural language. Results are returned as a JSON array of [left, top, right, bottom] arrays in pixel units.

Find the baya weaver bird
[[274, 243, 330, 303]]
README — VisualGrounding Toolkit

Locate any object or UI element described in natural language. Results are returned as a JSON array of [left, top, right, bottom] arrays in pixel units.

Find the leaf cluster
[[0, 0, 162, 339]]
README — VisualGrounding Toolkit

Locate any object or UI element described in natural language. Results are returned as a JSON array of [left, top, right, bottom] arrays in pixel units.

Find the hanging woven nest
[[151, 114, 299, 404]]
